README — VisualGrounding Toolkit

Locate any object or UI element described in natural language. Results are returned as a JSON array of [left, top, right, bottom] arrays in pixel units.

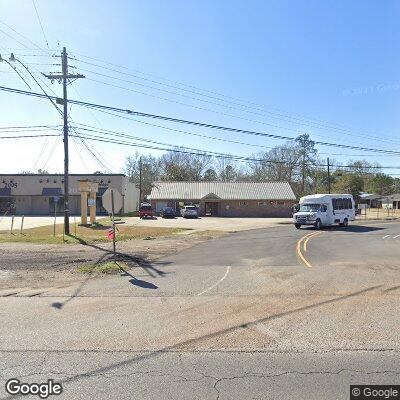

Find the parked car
[[180, 205, 198, 218], [139, 203, 154, 219], [161, 207, 176, 218]]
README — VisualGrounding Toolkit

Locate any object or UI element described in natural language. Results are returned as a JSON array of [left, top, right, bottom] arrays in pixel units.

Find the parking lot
[[119, 216, 293, 232], [0, 215, 293, 233]]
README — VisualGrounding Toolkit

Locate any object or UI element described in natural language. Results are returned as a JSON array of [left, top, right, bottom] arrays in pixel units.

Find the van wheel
[[314, 219, 322, 230], [341, 218, 348, 227], [295, 224, 301, 229]]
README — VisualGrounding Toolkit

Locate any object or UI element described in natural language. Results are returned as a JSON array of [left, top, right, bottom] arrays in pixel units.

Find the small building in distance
[[0, 173, 139, 215], [149, 181, 296, 217], [381, 193, 400, 209], [358, 193, 382, 208]]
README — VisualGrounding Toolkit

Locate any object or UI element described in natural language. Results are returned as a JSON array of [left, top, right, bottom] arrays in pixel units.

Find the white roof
[[149, 181, 296, 200], [300, 193, 353, 203]]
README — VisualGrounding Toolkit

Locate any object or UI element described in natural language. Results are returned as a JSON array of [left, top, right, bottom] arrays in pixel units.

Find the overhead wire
[[72, 128, 400, 170], [31, 0, 50, 49], [2, 84, 400, 158], [70, 55, 399, 143]]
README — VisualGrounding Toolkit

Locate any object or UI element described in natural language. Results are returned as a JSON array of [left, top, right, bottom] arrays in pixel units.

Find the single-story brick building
[[149, 181, 296, 217], [0, 173, 139, 215]]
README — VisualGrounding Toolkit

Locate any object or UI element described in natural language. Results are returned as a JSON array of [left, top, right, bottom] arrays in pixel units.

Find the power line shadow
[[11, 284, 379, 398]]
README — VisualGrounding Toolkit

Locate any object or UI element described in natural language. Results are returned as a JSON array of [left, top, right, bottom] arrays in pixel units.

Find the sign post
[[111, 189, 116, 260], [102, 188, 123, 262], [53, 196, 59, 237]]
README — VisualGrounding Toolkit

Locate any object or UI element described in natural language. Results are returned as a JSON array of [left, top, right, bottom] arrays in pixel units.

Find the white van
[[293, 194, 355, 229]]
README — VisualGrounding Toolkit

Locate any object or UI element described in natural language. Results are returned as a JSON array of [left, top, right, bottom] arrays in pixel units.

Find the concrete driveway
[[0, 215, 80, 231], [123, 216, 292, 232]]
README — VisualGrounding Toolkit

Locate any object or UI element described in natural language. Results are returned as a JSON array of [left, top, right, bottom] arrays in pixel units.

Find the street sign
[[88, 198, 96, 207], [102, 188, 123, 214], [53, 196, 60, 203]]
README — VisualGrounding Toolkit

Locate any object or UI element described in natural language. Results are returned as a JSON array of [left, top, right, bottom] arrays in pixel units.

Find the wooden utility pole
[[61, 47, 70, 234], [327, 157, 331, 194], [139, 156, 143, 204], [43, 47, 84, 235]]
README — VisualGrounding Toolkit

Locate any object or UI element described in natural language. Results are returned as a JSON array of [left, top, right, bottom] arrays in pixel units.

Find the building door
[[205, 202, 219, 216]]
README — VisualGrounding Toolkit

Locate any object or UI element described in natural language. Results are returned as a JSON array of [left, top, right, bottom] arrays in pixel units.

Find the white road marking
[[382, 235, 390, 239], [393, 234, 400, 239], [197, 266, 231, 296]]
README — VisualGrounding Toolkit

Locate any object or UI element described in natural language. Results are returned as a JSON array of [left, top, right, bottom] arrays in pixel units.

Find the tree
[[294, 134, 317, 196], [346, 159, 381, 190], [366, 173, 394, 196], [124, 152, 161, 197], [332, 173, 364, 198], [393, 178, 400, 193], [203, 167, 218, 181], [216, 158, 239, 181], [250, 143, 300, 183]]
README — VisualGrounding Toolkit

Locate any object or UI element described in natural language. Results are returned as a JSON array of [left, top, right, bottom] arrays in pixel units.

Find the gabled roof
[[149, 181, 296, 200], [359, 193, 382, 200]]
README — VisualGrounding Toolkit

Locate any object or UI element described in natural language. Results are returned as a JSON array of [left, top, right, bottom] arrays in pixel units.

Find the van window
[[300, 203, 321, 212], [332, 198, 352, 210]]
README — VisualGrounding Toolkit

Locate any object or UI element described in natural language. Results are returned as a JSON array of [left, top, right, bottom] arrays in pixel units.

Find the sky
[[0, 0, 399, 176]]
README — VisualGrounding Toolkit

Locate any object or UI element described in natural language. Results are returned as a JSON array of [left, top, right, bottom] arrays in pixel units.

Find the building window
[[239, 201, 248, 206]]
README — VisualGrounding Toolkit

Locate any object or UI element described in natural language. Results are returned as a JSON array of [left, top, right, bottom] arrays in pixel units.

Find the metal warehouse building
[[149, 181, 296, 217], [0, 174, 139, 215]]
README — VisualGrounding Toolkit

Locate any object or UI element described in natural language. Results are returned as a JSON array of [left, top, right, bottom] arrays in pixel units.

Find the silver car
[[180, 205, 198, 218]]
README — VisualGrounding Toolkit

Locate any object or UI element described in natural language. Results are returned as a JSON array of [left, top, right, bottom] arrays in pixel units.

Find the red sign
[[106, 228, 115, 240]]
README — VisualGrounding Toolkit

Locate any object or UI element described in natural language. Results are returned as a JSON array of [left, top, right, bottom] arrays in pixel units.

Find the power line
[[2, 84, 400, 157], [70, 55, 399, 144], [0, 133, 60, 139], [0, 20, 49, 51], [72, 128, 400, 170], [75, 117, 275, 151], [41, 135, 60, 170], [31, 0, 50, 49], [86, 109, 400, 158], [0, 124, 60, 130]]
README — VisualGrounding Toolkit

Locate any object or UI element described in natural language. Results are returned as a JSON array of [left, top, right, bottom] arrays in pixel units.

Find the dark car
[[161, 207, 176, 218]]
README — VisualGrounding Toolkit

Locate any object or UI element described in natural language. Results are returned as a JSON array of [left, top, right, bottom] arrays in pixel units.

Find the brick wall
[[151, 199, 296, 217], [218, 200, 295, 217]]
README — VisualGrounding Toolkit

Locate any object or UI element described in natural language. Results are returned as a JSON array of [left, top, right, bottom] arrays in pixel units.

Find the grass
[[77, 261, 127, 274], [0, 218, 186, 244]]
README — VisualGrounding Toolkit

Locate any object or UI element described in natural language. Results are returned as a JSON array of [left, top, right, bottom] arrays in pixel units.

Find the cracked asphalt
[[1, 221, 400, 399]]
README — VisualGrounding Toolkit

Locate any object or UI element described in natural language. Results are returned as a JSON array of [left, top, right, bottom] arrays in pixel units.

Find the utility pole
[[327, 157, 331, 194], [139, 157, 143, 204], [43, 47, 84, 235]]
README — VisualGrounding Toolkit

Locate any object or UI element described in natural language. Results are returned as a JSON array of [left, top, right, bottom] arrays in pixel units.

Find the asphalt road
[[1, 221, 400, 399]]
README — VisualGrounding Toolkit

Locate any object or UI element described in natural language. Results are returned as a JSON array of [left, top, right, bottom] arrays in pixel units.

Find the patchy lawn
[[77, 261, 129, 274], [0, 219, 186, 244]]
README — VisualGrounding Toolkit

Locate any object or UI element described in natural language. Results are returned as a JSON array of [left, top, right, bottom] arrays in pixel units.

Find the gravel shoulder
[[0, 231, 223, 289]]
